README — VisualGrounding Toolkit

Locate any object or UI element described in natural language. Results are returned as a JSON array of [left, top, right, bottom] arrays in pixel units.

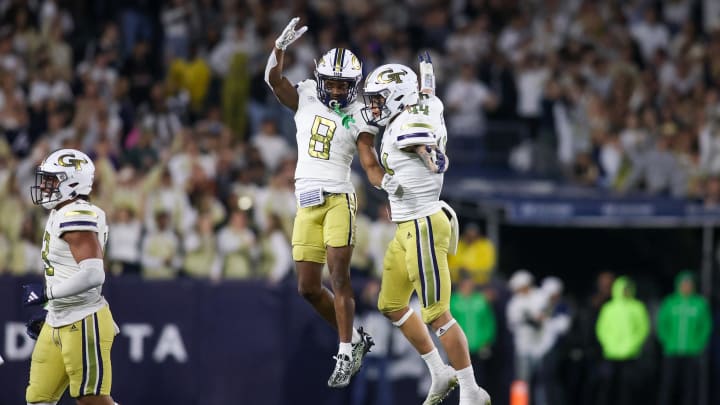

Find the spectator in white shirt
[[663, 0, 692, 32], [209, 21, 257, 78], [599, 133, 626, 189], [699, 111, 720, 175], [506, 269, 546, 383], [444, 64, 497, 137], [446, 15, 492, 65], [259, 214, 292, 284], [251, 119, 291, 172], [141, 210, 182, 279], [515, 54, 549, 139], [182, 213, 220, 279], [498, 13, 530, 63], [216, 209, 258, 280], [630, 8, 670, 62], [107, 206, 143, 275]]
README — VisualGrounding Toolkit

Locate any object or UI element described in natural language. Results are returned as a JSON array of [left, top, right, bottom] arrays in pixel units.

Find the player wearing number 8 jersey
[[22, 148, 120, 405], [363, 61, 491, 405], [265, 17, 392, 388]]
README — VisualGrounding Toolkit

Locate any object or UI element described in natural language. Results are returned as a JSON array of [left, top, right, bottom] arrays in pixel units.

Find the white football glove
[[381, 174, 403, 196], [275, 17, 308, 51], [419, 51, 435, 96]]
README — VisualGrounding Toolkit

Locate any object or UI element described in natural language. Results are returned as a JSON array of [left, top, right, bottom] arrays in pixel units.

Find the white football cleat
[[327, 354, 353, 388], [351, 327, 374, 376], [460, 385, 491, 405], [422, 365, 459, 405]]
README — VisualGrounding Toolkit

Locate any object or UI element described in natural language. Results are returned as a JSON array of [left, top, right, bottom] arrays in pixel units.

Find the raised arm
[[265, 17, 308, 111]]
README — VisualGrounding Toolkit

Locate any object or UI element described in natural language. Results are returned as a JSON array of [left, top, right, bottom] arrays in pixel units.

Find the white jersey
[[42, 199, 109, 327], [293, 79, 372, 195], [381, 94, 448, 222]]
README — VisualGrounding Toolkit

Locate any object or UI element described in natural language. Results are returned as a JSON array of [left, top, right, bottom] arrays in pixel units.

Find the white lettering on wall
[[152, 324, 188, 363], [2, 322, 187, 364], [4, 322, 35, 360], [121, 323, 153, 362]]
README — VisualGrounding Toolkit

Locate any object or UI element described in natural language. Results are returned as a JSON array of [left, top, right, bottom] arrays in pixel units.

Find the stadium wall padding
[[0, 275, 358, 405]]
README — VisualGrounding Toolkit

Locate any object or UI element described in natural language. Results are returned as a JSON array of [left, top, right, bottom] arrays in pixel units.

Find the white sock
[[338, 342, 353, 358], [457, 365, 477, 389], [420, 347, 444, 375], [351, 328, 361, 344]]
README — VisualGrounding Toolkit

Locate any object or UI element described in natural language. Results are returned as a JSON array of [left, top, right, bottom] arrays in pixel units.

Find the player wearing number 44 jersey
[[265, 17, 394, 388], [22, 148, 120, 405], [362, 59, 491, 405]]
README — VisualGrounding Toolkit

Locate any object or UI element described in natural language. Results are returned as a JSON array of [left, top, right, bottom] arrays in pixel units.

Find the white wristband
[[264, 50, 279, 89]]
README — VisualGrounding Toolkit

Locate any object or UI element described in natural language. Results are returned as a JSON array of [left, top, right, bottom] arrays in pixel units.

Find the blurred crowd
[[4, 0, 720, 275]]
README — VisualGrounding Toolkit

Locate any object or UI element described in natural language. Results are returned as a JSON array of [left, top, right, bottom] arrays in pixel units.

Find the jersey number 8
[[308, 115, 336, 160]]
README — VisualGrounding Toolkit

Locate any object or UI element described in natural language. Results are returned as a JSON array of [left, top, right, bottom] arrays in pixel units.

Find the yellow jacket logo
[[376, 69, 407, 84], [57, 154, 88, 171]]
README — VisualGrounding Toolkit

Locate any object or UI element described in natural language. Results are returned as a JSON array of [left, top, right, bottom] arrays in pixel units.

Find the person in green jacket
[[595, 276, 650, 405], [657, 271, 712, 405], [450, 272, 496, 387]]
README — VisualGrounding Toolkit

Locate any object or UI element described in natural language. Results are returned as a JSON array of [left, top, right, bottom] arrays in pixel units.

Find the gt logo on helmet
[[375, 69, 407, 84], [57, 154, 88, 171]]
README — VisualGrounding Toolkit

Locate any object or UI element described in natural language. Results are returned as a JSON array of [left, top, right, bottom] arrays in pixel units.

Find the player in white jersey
[[362, 59, 491, 405], [22, 148, 120, 405], [265, 17, 396, 388]]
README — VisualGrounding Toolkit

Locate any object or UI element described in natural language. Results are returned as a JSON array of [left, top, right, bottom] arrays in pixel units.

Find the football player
[[362, 61, 492, 405], [23, 148, 120, 405], [265, 17, 396, 388]]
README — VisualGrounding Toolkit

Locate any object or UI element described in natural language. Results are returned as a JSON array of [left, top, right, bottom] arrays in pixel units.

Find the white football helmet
[[314, 48, 363, 108], [31, 148, 95, 209], [362, 63, 419, 126]]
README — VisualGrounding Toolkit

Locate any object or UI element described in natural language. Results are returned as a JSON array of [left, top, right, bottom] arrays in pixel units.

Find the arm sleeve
[[264, 49, 279, 89], [47, 258, 105, 299]]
